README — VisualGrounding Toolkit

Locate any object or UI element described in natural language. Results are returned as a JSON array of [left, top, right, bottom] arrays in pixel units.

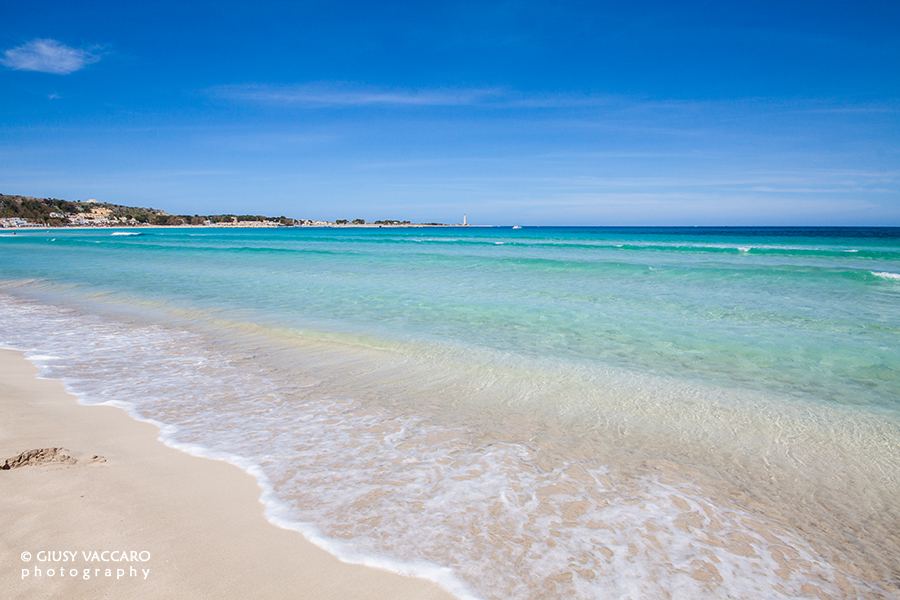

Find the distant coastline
[[0, 194, 465, 229]]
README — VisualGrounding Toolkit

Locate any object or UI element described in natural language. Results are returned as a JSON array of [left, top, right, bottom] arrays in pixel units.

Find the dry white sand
[[0, 348, 456, 599]]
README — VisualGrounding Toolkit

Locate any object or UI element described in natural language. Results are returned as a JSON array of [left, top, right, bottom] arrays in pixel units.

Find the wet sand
[[0, 348, 455, 600]]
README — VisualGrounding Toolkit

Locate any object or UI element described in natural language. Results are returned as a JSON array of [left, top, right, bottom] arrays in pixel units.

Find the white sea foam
[[1, 297, 481, 600], [156, 427, 484, 600], [111, 231, 143, 236], [872, 271, 900, 281]]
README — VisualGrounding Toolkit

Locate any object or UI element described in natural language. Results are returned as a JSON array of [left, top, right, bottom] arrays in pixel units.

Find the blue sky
[[1, 0, 898, 225]]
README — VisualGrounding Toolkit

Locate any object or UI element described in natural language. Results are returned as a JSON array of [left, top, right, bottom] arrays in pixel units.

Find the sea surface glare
[[2, 226, 899, 599]]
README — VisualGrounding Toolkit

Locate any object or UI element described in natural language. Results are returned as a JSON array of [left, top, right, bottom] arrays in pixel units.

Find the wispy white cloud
[[1, 39, 101, 74], [210, 83, 900, 121], [213, 83, 661, 111], [212, 83, 710, 115], [212, 83, 505, 107]]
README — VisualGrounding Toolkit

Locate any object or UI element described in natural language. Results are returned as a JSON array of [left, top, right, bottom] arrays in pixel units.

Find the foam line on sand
[[0, 348, 455, 600]]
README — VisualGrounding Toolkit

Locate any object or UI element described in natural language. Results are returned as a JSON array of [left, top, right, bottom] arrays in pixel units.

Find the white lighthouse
[[463, 214, 467, 226]]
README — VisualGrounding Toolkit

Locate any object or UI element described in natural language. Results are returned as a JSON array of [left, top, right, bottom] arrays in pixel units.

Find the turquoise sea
[[1, 226, 899, 598]]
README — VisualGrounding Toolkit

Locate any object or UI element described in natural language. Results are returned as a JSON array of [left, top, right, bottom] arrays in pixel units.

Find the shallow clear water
[[2, 226, 899, 598]]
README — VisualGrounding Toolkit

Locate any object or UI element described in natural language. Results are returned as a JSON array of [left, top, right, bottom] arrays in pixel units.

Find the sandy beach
[[0, 348, 455, 600]]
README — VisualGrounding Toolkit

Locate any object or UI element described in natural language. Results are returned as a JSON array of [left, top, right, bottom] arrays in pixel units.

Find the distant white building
[[0, 217, 32, 228]]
